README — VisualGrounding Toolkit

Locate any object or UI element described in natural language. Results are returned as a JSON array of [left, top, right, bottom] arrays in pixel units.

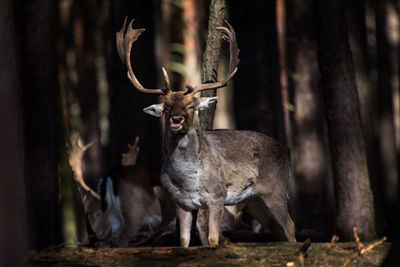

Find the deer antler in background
[[67, 136, 100, 200], [121, 136, 140, 166]]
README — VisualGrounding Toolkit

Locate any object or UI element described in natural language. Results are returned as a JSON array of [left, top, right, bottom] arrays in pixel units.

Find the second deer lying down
[[68, 137, 174, 246], [117, 18, 296, 247]]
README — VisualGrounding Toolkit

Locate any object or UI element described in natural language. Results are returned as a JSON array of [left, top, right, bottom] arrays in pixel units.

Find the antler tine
[[162, 67, 172, 93], [219, 20, 240, 75], [117, 17, 168, 95], [116, 16, 128, 63], [188, 20, 240, 96], [67, 136, 100, 200], [121, 136, 140, 166]]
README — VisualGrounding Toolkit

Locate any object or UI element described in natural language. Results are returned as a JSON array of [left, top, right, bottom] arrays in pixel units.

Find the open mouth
[[170, 123, 183, 131], [170, 116, 185, 132]]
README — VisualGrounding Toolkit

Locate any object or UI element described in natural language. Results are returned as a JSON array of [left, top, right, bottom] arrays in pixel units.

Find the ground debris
[[29, 242, 390, 267]]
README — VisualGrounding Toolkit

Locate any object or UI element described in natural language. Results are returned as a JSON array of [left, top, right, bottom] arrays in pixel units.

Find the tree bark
[[0, 0, 27, 265], [21, 0, 63, 250], [183, 0, 204, 88], [199, 0, 226, 130], [373, 0, 399, 239], [73, 0, 103, 189], [345, 0, 385, 237], [313, 0, 376, 241], [287, 0, 334, 238]]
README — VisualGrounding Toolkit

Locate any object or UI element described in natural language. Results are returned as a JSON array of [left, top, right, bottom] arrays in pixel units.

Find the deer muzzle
[[170, 116, 185, 131]]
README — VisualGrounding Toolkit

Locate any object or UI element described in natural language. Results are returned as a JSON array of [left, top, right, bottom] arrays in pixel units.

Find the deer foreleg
[[208, 205, 223, 247], [176, 207, 192, 247]]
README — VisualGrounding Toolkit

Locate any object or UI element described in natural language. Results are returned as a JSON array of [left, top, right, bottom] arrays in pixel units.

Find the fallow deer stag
[[117, 18, 296, 247]]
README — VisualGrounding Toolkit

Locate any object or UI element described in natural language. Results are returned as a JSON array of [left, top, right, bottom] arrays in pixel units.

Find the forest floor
[[29, 241, 390, 267]]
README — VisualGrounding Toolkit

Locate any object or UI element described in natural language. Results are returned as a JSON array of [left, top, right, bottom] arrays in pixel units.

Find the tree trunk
[[0, 0, 27, 265], [286, 0, 334, 238], [183, 0, 204, 88], [57, 0, 83, 244], [345, 0, 385, 237], [73, 0, 103, 189], [313, 0, 376, 241], [21, 0, 63, 250], [277, 0, 292, 147], [199, 0, 226, 130], [373, 0, 399, 239], [104, 0, 161, 169], [230, 0, 285, 142]]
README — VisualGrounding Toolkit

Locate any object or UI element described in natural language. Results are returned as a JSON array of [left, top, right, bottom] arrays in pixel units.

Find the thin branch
[[324, 235, 339, 267], [341, 227, 387, 267], [298, 238, 311, 267]]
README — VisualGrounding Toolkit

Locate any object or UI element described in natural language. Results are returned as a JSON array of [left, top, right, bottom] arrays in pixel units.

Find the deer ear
[[143, 104, 164, 117], [198, 97, 218, 110]]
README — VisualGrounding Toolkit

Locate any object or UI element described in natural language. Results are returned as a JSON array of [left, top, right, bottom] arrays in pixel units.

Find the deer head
[[67, 136, 141, 244], [67, 137, 110, 242], [116, 17, 239, 133]]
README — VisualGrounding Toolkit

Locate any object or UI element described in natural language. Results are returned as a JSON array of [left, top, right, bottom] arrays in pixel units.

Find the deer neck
[[164, 115, 204, 162]]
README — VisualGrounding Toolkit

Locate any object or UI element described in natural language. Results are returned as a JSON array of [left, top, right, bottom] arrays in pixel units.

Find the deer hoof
[[208, 236, 219, 247], [180, 237, 189, 248]]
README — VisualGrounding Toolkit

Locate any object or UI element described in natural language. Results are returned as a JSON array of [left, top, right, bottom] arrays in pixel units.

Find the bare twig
[[298, 238, 311, 267], [341, 227, 387, 267], [353, 227, 363, 252], [324, 235, 339, 267]]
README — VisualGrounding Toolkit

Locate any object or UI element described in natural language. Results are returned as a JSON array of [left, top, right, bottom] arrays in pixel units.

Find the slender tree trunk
[[199, 0, 226, 130], [277, 0, 292, 147], [183, 0, 203, 88], [373, 0, 399, 239], [169, 0, 185, 91], [57, 0, 84, 244], [0, 0, 27, 264], [313, 0, 376, 241], [345, 0, 385, 237], [21, 0, 63, 249], [287, 0, 334, 237], [154, 0, 171, 90], [230, 0, 285, 142], [73, 0, 103, 188]]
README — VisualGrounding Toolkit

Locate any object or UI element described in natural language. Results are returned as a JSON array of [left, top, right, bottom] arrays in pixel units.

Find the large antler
[[67, 136, 100, 200], [185, 20, 240, 95], [116, 17, 170, 95]]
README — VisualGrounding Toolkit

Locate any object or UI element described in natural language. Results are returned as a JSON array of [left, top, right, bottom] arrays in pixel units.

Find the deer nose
[[171, 116, 184, 124]]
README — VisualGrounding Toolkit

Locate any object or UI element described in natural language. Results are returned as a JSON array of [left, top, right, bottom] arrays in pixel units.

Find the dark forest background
[[1, 0, 400, 265]]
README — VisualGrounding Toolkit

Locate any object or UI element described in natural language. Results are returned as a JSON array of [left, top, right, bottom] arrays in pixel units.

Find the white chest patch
[[178, 193, 203, 210], [224, 187, 254, 206]]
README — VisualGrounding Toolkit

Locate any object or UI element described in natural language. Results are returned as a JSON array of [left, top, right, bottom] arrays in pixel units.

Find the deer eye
[[95, 210, 102, 218]]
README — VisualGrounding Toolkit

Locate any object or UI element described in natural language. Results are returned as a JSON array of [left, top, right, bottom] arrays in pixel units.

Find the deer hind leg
[[196, 206, 234, 246], [245, 194, 296, 242], [153, 186, 176, 231], [196, 208, 209, 245]]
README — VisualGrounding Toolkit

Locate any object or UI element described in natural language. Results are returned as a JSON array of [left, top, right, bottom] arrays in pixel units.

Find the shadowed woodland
[[1, 0, 400, 266]]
